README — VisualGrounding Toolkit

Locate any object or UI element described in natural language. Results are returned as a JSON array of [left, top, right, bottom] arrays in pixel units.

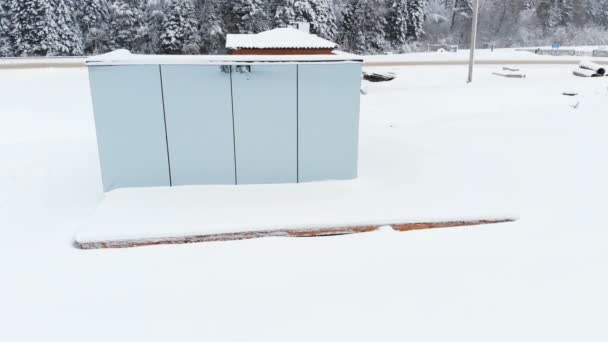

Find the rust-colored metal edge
[[286, 225, 379, 237], [74, 218, 515, 250], [391, 219, 515, 232]]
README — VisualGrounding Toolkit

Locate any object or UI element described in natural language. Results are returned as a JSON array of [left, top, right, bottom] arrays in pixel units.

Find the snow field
[[0, 64, 607, 341]]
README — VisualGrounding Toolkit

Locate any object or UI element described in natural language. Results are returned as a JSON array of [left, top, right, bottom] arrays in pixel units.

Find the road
[[1, 56, 608, 69]]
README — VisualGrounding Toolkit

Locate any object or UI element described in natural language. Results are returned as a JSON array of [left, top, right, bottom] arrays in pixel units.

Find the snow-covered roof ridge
[[226, 27, 338, 50]]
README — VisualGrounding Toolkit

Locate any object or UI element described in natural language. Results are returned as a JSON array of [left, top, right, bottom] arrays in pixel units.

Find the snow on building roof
[[85, 49, 361, 66], [225, 28, 338, 50]]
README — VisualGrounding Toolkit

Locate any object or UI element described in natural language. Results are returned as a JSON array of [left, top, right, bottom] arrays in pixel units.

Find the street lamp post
[[467, 0, 480, 83]]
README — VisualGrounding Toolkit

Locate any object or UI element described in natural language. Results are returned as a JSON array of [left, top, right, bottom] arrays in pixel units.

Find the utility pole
[[467, 0, 480, 83]]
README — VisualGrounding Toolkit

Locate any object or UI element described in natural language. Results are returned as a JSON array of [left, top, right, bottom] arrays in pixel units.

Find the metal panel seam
[[158, 65, 173, 186], [296, 64, 299, 183], [229, 65, 238, 185]]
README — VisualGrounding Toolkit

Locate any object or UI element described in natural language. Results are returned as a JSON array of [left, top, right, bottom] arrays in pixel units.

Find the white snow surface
[[1, 64, 608, 341], [76, 182, 515, 242], [85, 49, 361, 65], [365, 47, 608, 64], [225, 27, 338, 50]]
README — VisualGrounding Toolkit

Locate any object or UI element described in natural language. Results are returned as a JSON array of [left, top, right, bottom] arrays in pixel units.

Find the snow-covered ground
[[1, 64, 607, 341], [365, 47, 608, 64]]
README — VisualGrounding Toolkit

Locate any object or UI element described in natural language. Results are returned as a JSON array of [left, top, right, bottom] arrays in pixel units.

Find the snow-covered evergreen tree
[[2, 0, 608, 57], [0, 0, 12, 56], [222, 0, 270, 34], [307, 0, 338, 39], [199, 0, 225, 53], [9, 0, 82, 56], [385, 0, 408, 48], [79, 0, 111, 54], [109, 0, 145, 51], [160, 0, 200, 54], [141, 2, 166, 54], [523, 0, 535, 10], [596, 0, 608, 28], [273, 0, 337, 39], [560, 0, 575, 25], [537, 0, 575, 28], [9, 0, 53, 56], [273, 0, 297, 28], [451, 0, 473, 27], [448, 0, 473, 43], [406, 0, 426, 41], [52, 0, 83, 55], [340, 0, 388, 54]]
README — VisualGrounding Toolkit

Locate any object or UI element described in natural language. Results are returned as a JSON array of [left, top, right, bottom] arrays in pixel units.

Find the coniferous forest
[[1, 0, 608, 57]]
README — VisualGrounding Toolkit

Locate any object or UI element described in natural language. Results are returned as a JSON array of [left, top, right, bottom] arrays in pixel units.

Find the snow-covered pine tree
[[441, 0, 454, 9], [537, 0, 576, 28], [9, 0, 82, 56], [385, 0, 408, 48], [597, 0, 608, 28], [307, 0, 338, 39], [141, 1, 167, 54], [340, 0, 365, 53], [562, 0, 575, 25], [79, 0, 111, 54], [340, 0, 388, 54], [199, 0, 225, 53], [451, 0, 472, 30], [535, 0, 551, 27], [522, 0, 535, 10], [109, 0, 145, 51], [222, 0, 270, 34], [52, 0, 83, 55], [554, 0, 574, 26], [273, 0, 297, 28], [9, 0, 54, 56], [406, 0, 427, 41], [160, 0, 200, 54], [0, 0, 11, 56], [273, 0, 337, 39]]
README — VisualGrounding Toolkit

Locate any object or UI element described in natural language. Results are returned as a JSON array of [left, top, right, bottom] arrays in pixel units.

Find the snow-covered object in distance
[[579, 60, 606, 76], [492, 72, 526, 78], [573, 69, 601, 78], [363, 70, 396, 82], [225, 27, 338, 50]]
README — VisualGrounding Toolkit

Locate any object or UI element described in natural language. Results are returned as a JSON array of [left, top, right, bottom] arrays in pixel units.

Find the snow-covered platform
[[74, 182, 515, 249]]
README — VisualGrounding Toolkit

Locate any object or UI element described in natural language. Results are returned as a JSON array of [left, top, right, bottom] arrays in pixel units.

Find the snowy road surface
[[2, 47, 608, 69], [1, 64, 607, 341]]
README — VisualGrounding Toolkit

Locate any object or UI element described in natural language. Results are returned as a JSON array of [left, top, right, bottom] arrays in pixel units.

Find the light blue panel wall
[[88, 65, 170, 191], [160, 65, 236, 185], [231, 65, 297, 184], [298, 63, 362, 182]]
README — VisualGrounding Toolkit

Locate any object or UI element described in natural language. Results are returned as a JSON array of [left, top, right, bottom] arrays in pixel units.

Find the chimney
[[296, 22, 310, 34]]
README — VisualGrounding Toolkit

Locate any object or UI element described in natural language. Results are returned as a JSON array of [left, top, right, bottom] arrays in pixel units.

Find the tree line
[[1, 0, 608, 58]]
